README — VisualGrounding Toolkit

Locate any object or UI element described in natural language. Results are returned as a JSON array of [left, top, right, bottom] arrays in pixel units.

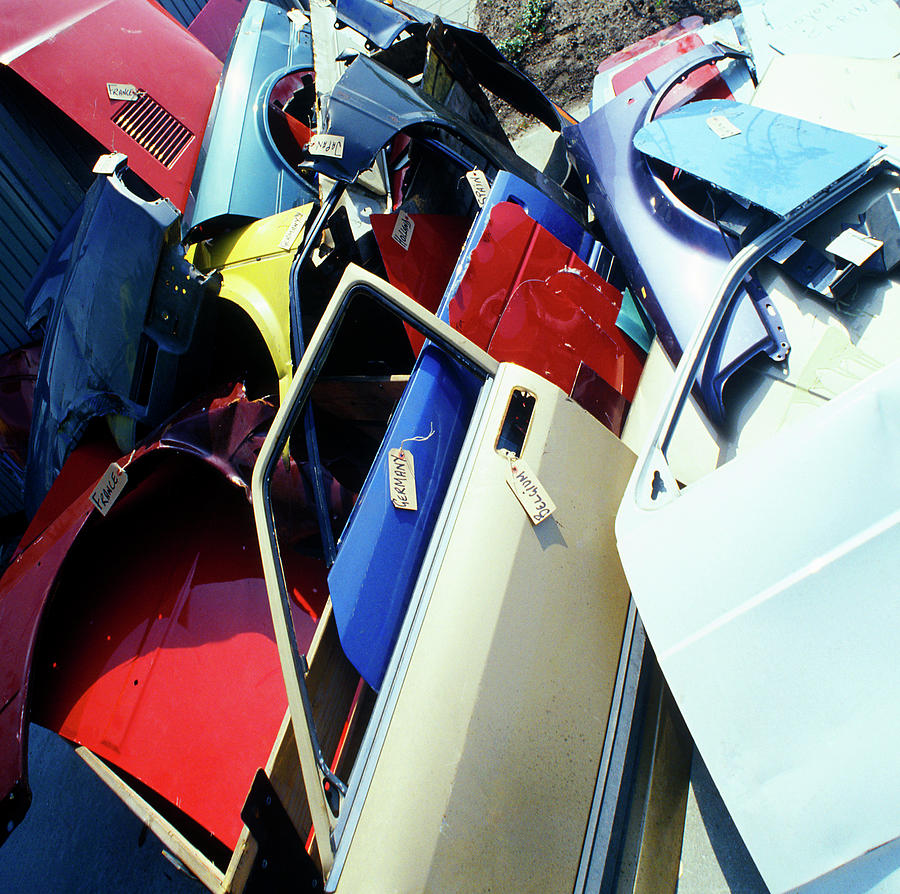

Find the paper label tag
[[826, 228, 883, 266], [90, 463, 128, 516], [308, 133, 345, 158], [279, 209, 308, 251], [391, 210, 415, 250], [506, 458, 555, 525], [287, 8, 309, 25], [92, 152, 127, 175], [107, 83, 140, 102], [466, 169, 490, 207], [769, 235, 804, 264], [706, 115, 741, 139], [388, 449, 417, 510]]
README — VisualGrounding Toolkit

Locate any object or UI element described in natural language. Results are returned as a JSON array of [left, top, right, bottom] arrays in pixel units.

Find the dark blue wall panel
[[156, 0, 296, 27]]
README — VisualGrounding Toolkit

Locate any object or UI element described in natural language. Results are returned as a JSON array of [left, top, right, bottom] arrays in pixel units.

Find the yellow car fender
[[187, 203, 314, 403]]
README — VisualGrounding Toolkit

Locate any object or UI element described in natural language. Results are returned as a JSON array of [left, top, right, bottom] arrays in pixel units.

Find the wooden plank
[[269, 604, 362, 849], [223, 602, 366, 891], [334, 682, 376, 782], [220, 827, 256, 893], [76, 746, 225, 893], [220, 711, 294, 892], [311, 375, 408, 423]]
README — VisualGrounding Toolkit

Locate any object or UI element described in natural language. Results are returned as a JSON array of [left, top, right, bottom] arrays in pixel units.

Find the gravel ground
[[477, 0, 739, 121]]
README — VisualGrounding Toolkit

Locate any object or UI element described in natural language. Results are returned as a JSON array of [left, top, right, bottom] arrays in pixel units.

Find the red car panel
[[0, 386, 349, 846], [30, 457, 326, 849], [371, 213, 471, 355], [0, 0, 222, 210], [447, 201, 644, 425]]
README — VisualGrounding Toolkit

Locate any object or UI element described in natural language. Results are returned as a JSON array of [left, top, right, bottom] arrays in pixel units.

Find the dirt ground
[[477, 0, 739, 116]]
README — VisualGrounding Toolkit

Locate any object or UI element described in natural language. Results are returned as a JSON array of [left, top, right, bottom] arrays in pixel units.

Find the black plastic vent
[[112, 94, 193, 168]]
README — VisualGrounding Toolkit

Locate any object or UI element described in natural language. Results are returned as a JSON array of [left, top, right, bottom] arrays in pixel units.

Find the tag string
[[399, 422, 435, 456]]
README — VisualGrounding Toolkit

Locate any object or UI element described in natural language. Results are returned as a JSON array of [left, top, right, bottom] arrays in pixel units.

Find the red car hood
[[0, 0, 221, 210]]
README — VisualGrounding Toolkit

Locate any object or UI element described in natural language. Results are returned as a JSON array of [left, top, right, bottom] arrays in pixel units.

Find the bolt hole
[[650, 470, 666, 501]]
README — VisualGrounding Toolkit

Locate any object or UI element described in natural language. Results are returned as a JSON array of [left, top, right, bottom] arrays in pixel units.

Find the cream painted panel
[[335, 365, 634, 893], [622, 339, 726, 483]]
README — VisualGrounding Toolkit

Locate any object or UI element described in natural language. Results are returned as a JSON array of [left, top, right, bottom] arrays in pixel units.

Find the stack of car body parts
[[0, 0, 897, 891]]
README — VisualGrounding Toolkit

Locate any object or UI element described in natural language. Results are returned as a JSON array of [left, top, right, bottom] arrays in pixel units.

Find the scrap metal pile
[[0, 0, 898, 891]]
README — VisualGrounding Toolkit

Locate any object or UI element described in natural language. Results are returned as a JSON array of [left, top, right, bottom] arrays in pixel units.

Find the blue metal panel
[[328, 345, 482, 688], [335, 0, 419, 49], [25, 165, 218, 517], [185, 0, 317, 237], [634, 99, 882, 218], [25, 171, 178, 514], [22, 202, 84, 330], [564, 46, 787, 423]]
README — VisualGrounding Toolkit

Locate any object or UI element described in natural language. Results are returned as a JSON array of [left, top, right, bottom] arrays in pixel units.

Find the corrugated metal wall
[[156, 0, 296, 27], [0, 69, 102, 355], [156, 0, 208, 25]]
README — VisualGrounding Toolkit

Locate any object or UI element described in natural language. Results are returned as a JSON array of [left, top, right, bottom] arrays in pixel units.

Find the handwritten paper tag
[[90, 463, 128, 516], [391, 210, 415, 250], [506, 458, 555, 525], [466, 169, 490, 207], [308, 133, 345, 158], [706, 115, 741, 139], [826, 228, 883, 266], [279, 209, 308, 251], [388, 449, 417, 510], [107, 83, 140, 102]]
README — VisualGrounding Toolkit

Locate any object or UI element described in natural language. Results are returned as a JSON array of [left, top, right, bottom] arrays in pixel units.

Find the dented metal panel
[[445, 201, 643, 423], [24, 164, 219, 516], [314, 55, 584, 224], [0, 385, 351, 848]]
